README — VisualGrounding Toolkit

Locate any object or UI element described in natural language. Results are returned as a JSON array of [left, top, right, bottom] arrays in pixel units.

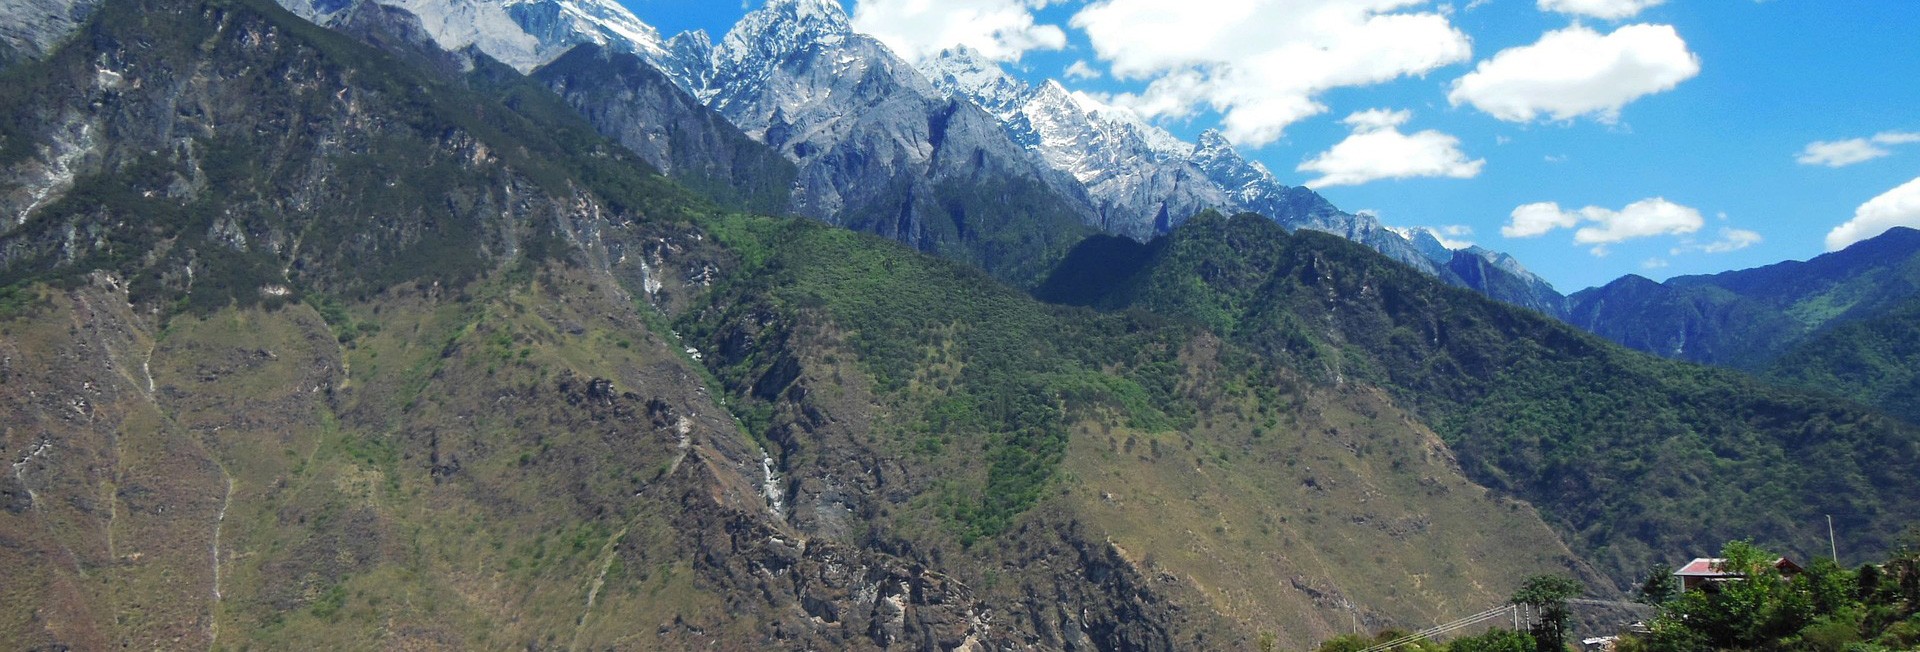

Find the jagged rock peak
[[1195, 129, 1234, 153], [659, 28, 716, 93], [501, 0, 668, 58], [267, 0, 670, 72], [667, 28, 712, 54], [717, 0, 853, 69], [922, 46, 1029, 116]]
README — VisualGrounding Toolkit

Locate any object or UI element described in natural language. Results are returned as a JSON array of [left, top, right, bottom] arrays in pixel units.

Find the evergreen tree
[[1512, 575, 1583, 652], [1637, 564, 1678, 606]]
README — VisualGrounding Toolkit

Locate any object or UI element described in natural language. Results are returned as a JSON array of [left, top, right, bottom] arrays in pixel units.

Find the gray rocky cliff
[[684, 0, 1099, 280], [0, 0, 103, 69], [923, 48, 1230, 240], [534, 43, 797, 215]]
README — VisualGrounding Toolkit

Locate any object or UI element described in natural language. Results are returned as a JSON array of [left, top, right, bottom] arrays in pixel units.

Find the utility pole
[[1828, 515, 1839, 564]]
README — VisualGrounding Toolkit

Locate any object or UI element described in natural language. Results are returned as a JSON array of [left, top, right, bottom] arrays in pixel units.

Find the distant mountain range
[[1566, 226, 1920, 369], [20, 0, 1913, 384], [259, 0, 1566, 304]]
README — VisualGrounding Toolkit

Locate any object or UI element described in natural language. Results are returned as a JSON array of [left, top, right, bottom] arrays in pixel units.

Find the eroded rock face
[[0, 0, 102, 67]]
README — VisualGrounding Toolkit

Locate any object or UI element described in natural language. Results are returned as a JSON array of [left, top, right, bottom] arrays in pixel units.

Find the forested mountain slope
[[1766, 295, 1920, 425], [1040, 212, 1920, 587]]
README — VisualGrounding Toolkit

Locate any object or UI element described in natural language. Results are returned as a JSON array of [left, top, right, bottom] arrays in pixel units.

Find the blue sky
[[623, 0, 1920, 292]]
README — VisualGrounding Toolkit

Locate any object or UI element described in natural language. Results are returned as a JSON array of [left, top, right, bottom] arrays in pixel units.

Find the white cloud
[[1827, 176, 1920, 251], [1798, 140, 1890, 167], [1506, 202, 1581, 238], [852, 0, 1066, 64], [1537, 0, 1664, 20], [1427, 225, 1477, 249], [1448, 23, 1699, 123], [1064, 60, 1101, 80], [1796, 131, 1920, 167], [1297, 109, 1485, 187], [1671, 227, 1762, 254], [1071, 0, 1472, 146], [1642, 257, 1669, 270], [1504, 198, 1704, 253]]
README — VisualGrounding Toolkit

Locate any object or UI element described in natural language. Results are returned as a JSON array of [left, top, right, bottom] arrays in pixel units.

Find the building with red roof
[[1673, 557, 1804, 591]]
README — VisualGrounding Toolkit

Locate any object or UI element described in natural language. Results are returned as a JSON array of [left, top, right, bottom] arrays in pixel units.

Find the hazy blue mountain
[[1568, 226, 1920, 368]]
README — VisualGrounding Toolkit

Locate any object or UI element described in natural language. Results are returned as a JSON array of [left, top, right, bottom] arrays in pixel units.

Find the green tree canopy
[[1512, 575, 1584, 652]]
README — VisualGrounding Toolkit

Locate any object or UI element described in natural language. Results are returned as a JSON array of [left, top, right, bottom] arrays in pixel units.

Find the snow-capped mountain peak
[[716, 0, 852, 72], [501, 0, 668, 60], [270, 0, 671, 72], [658, 28, 715, 93], [1043, 82, 1191, 158], [1194, 129, 1233, 155], [922, 46, 1029, 118]]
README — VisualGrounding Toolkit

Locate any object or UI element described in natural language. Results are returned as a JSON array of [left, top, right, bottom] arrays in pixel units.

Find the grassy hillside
[[1039, 212, 1920, 587]]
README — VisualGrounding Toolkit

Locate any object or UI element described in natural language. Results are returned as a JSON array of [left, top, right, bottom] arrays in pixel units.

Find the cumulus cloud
[[1431, 224, 1476, 248], [1796, 131, 1920, 167], [1448, 23, 1699, 123], [1537, 0, 1664, 20], [1504, 198, 1704, 254], [852, 0, 1066, 63], [1827, 176, 1920, 251], [1297, 109, 1485, 187], [1505, 202, 1582, 238], [1064, 60, 1101, 80], [1070, 0, 1472, 146], [1671, 227, 1762, 254]]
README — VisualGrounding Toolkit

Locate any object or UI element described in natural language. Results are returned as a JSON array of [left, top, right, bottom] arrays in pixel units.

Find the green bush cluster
[[1311, 627, 1536, 652], [1621, 537, 1920, 651]]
